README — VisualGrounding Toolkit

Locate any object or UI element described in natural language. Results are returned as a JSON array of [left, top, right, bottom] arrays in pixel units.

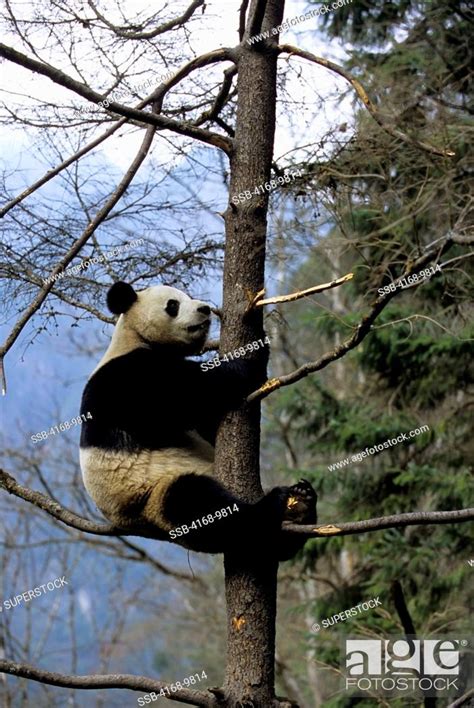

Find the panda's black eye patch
[[165, 299, 180, 317]]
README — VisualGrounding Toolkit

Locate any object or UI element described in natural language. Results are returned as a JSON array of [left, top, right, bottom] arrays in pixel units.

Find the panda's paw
[[283, 479, 317, 525], [257, 487, 290, 513], [256, 486, 293, 518]]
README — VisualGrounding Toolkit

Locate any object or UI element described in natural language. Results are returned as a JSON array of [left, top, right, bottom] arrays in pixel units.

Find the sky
[[0, 0, 354, 421], [0, 0, 352, 170]]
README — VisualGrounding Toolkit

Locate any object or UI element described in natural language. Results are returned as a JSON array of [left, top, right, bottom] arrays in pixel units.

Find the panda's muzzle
[[187, 305, 211, 335], [187, 321, 209, 334]]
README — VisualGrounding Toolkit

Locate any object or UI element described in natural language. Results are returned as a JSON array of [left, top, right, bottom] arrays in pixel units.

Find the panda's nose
[[197, 305, 211, 316]]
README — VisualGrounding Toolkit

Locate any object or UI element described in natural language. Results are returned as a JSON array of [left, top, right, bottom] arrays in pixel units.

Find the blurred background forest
[[0, 0, 472, 706]]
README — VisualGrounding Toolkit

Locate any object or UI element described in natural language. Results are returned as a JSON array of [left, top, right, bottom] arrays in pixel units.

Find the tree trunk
[[214, 1, 286, 705]]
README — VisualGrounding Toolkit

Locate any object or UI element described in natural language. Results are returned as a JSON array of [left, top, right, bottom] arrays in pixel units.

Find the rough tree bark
[[215, 1, 287, 705]]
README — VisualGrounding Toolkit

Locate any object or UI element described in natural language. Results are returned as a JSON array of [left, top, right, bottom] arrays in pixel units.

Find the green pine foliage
[[266, 1, 473, 703]]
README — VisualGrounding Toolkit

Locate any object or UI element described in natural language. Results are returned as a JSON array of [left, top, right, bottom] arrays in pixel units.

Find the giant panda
[[79, 281, 317, 559]]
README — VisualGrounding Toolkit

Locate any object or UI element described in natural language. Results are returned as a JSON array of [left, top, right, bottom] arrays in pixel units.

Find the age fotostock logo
[[343, 638, 468, 698]]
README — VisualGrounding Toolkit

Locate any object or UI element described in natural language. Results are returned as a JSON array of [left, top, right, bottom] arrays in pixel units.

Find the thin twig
[[0, 120, 126, 219], [0, 42, 233, 153], [247, 230, 459, 402], [0, 126, 156, 395], [250, 273, 353, 309], [278, 45, 455, 158], [447, 688, 474, 708], [86, 0, 206, 40]]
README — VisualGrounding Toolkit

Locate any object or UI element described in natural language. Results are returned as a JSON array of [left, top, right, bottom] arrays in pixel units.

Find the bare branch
[[248, 0, 269, 40], [248, 272, 353, 310], [0, 469, 205, 582], [0, 42, 233, 153], [86, 0, 206, 40], [1, 48, 236, 217], [247, 230, 457, 402], [0, 125, 156, 394], [278, 45, 455, 158], [440, 251, 474, 268], [0, 660, 216, 707], [0, 120, 126, 219], [149, 50, 236, 133], [2, 467, 472, 576], [284, 508, 474, 537], [448, 688, 474, 708], [0, 468, 119, 536], [194, 66, 238, 129], [239, 0, 250, 42], [392, 581, 416, 636]]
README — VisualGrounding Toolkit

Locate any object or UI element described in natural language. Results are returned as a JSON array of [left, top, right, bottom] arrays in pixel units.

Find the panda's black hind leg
[[162, 474, 290, 554], [162, 473, 252, 553], [162, 473, 317, 557], [162, 473, 236, 526]]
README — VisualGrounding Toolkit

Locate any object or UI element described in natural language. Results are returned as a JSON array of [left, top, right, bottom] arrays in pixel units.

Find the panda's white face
[[128, 285, 211, 349], [106, 282, 211, 355]]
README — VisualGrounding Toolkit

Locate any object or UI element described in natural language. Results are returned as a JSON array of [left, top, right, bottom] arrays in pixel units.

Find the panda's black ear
[[107, 282, 138, 314]]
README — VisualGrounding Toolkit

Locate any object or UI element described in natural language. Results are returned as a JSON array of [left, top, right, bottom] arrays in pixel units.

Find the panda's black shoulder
[[92, 347, 197, 378], [81, 347, 200, 407]]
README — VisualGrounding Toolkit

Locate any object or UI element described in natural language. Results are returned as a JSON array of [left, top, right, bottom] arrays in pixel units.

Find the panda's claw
[[283, 479, 317, 524]]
